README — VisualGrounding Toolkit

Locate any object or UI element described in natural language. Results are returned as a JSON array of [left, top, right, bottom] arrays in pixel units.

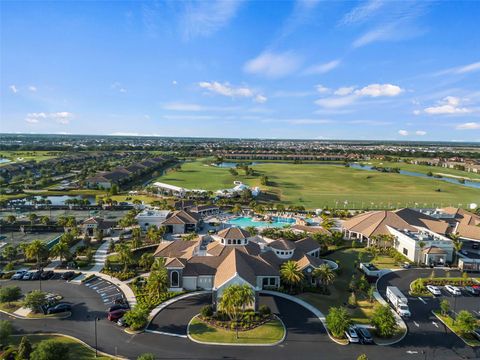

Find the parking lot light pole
[[95, 317, 99, 357]]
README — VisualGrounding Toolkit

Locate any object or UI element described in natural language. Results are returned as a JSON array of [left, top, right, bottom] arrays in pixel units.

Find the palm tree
[[40, 216, 50, 225], [231, 204, 242, 214], [51, 240, 70, 264], [115, 243, 132, 272], [280, 261, 304, 293], [418, 241, 426, 265], [25, 240, 48, 269], [147, 258, 168, 297], [313, 264, 336, 291], [6, 215, 16, 224], [218, 284, 255, 339], [28, 213, 38, 226], [146, 225, 160, 244]]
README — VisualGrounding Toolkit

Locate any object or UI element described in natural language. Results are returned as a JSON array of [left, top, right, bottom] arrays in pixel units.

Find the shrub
[[123, 305, 149, 331], [456, 310, 477, 335], [259, 305, 271, 316], [200, 305, 213, 318], [137, 354, 155, 360], [2, 346, 16, 360], [16, 336, 32, 360], [0, 286, 21, 304], [23, 291, 47, 313], [326, 307, 351, 338], [30, 339, 69, 360], [0, 320, 12, 347], [371, 305, 397, 338], [3, 262, 14, 272]]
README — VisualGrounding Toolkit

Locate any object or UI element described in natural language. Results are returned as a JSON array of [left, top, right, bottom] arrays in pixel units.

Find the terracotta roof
[[394, 208, 449, 235], [162, 210, 200, 225], [422, 246, 447, 255], [295, 237, 321, 253], [269, 239, 296, 251], [440, 207, 480, 241], [291, 225, 331, 236], [153, 240, 198, 258], [214, 249, 257, 288], [343, 211, 417, 238], [217, 227, 251, 239]]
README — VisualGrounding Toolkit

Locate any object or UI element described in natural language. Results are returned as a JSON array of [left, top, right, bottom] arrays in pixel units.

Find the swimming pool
[[227, 216, 297, 228]]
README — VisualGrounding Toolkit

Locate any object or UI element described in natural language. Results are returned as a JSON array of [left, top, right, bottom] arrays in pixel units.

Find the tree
[[280, 261, 304, 293], [231, 204, 242, 214], [51, 240, 70, 264], [146, 226, 160, 244], [115, 243, 133, 272], [0, 286, 21, 305], [23, 290, 47, 313], [6, 215, 16, 224], [218, 284, 255, 339], [137, 354, 155, 360], [0, 320, 12, 346], [357, 355, 368, 360], [2, 245, 17, 263], [367, 285, 376, 303], [456, 310, 477, 334], [17, 336, 33, 360], [245, 226, 258, 236], [139, 253, 154, 270], [25, 240, 48, 269], [371, 304, 397, 337], [30, 339, 69, 360], [28, 213, 38, 226], [313, 264, 336, 291], [147, 259, 168, 297], [123, 305, 149, 331], [40, 216, 50, 225], [440, 299, 450, 316], [325, 307, 351, 338]]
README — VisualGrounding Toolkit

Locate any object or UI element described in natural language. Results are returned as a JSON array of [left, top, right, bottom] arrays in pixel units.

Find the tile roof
[[294, 237, 321, 253], [440, 207, 480, 241], [217, 227, 251, 239], [343, 211, 417, 238], [395, 208, 449, 235], [153, 240, 198, 258], [269, 239, 296, 251], [164, 257, 187, 268], [162, 210, 200, 225]]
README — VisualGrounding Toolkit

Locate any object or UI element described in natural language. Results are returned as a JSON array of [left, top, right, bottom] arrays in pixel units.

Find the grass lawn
[[433, 311, 480, 347], [0, 301, 23, 313], [9, 334, 112, 359], [0, 151, 62, 165], [157, 159, 478, 209], [110, 194, 165, 204], [299, 247, 386, 324], [188, 317, 285, 344]]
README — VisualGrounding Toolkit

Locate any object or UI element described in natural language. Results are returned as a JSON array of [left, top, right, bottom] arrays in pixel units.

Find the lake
[[12, 195, 97, 206]]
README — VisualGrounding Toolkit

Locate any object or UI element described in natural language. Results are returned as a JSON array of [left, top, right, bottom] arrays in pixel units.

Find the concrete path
[[13, 307, 32, 317]]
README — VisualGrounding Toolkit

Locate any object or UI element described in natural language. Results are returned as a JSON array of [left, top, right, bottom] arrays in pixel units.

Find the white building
[[135, 210, 171, 230]]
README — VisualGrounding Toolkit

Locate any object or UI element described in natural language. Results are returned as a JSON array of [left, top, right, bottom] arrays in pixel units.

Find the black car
[[357, 327, 374, 344], [61, 271, 75, 280], [465, 286, 480, 296], [107, 304, 129, 313], [113, 297, 127, 305], [32, 270, 43, 280], [40, 270, 54, 280], [47, 303, 72, 314]]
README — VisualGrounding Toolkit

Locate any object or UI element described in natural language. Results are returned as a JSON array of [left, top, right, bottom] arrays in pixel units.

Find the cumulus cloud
[[354, 83, 403, 97], [456, 122, 480, 130], [25, 112, 73, 125], [316, 85, 330, 94], [303, 59, 341, 75], [423, 96, 471, 115], [334, 86, 355, 96], [198, 81, 267, 103], [398, 130, 409, 136], [25, 112, 46, 124], [9, 85, 18, 94], [415, 130, 427, 136], [244, 51, 302, 78], [51, 112, 73, 124]]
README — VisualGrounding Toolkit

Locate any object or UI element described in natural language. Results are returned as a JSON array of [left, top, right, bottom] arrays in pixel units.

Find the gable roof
[[164, 257, 187, 268], [343, 211, 417, 238], [153, 240, 198, 258], [440, 207, 480, 241], [395, 208, 449, 235], [214, 249, 257, 288], [295, 237, 321, 253], [217, 227, 251, 239], [296, 254, 325, 270], [162, 210, 200, 225]]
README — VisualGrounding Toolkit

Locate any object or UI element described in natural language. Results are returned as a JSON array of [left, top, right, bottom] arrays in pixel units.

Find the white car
[[345, 326, 359, 343], [426, 285, 441, 296], [11, 270, 27, 280], [445, 285, 462, 296]]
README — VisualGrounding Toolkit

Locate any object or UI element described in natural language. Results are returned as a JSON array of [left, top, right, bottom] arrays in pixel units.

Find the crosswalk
[[84, 278, 126, 307]]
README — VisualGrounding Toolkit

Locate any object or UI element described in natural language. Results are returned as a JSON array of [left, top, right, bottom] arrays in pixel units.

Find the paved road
[[2, 274, 480, 359], [377, 269, 480, 360]]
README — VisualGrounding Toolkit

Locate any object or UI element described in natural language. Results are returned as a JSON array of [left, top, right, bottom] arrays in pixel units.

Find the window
[[171, 271, 179, 287], [269, 278, 276, 286], [228, 239, 231, 245], [403, 248, 408, 256], [262, 278, 269, 286]]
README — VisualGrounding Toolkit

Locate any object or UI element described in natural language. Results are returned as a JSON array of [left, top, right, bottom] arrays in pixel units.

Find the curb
[[11, 333, 127, 359], [431, 311, 479, 348], [186, 315, 287, 347], [0, 309, 72, 320]]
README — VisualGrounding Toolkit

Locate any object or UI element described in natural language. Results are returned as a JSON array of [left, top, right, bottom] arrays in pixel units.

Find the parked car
[[473, 328, 480, 341], [345, 326, 359, 343], [460, 250, 469, 256], [117, 317, 128, 327], [113, 297, 127, 305], [465, 286, 480, 296], [402, 262, 411, 269], [107, 304, 129, 313], [22, 272, 34, 280], [61, 271, 76, 280], [107, 309, 127, 321], [32, 270, 43, 280], [47, 303, 72, 314], [445, 285, 462, 296], [357, 327, 374, 344], [11, 270, 27, 280], [40, 271, 54, 280], [427, 285, 442, 296]]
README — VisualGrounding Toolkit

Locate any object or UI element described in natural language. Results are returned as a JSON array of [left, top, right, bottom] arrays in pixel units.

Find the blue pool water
[[227, 216, 297, 228]]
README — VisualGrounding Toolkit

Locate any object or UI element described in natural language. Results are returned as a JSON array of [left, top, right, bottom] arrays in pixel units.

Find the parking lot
[[83, 277, 126, 308]]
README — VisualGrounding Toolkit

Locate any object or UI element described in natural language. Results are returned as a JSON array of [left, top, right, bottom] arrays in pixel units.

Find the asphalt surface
[[1, 271, 479, 359]]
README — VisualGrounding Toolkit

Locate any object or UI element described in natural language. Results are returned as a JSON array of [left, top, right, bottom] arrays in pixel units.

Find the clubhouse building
[[153, 227, 332, 308]]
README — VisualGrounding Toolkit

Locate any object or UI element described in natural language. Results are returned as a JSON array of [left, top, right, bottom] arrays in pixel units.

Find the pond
[[349, 163, 480, 189], [0, 158, 11, 164], [227, 216, 309, 228], [215, 162, 260, 168], [11, 195, 97, 206]]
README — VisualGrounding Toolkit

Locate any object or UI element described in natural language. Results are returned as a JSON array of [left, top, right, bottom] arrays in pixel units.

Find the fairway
[[159, 160, 480, 209]]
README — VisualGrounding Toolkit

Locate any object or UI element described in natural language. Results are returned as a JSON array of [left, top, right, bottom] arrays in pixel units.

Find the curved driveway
[[2, 276, 479, 359]]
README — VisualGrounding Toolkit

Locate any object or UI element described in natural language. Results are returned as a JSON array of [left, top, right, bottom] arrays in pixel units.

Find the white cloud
[[25, 112, 47, 124], [415, 130, 427, 136], [413, 110, 421, 115], [398, 130, 409, 136], [9, 85, 18, 94], [352, 23, 397, 48], [340, 0, 384, 25], [456, 122, 480, 130], [181, 0, 243, 40], [25, 112, 72, 125], [244, 51, 302, 78], [423, 96, 471, 115], [354, 83, 403, 97], [111, 82, 127, 93], [198, 81, 266, 103], [28, 85, 37, 92], [51, 112, 73, 124], [303, 59, 341, 75], [435, 61, 480, 76], [315, 95, 358, 108], [334, 86, 355, 96], [316, 85, 330, 94]]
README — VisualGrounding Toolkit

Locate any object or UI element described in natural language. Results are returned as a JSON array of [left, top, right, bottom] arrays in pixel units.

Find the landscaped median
[[432, 310, 480, 347], [188, 315, 286, 346]]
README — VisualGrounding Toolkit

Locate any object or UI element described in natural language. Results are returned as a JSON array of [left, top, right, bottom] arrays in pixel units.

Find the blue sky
[[1, 0, 479, 141]]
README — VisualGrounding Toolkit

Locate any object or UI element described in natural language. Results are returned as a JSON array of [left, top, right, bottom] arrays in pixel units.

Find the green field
[[0, 151, 62, 165], [159, 160, 479, 209]]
